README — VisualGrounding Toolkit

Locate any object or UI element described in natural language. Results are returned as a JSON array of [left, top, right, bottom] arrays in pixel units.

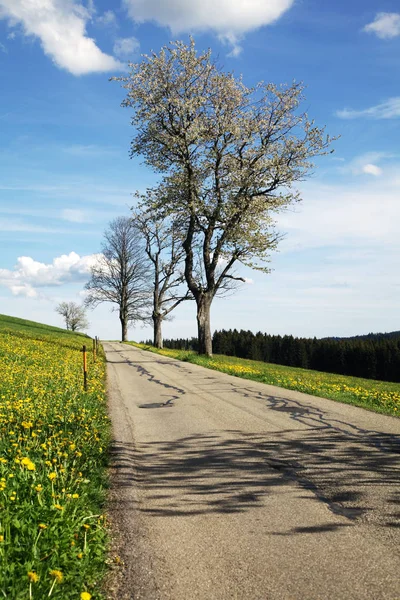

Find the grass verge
[[128, 342, 400, 417], [0, 314, 110, 599]]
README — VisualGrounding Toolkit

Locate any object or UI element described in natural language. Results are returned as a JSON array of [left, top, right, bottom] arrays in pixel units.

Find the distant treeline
[[144, 329, 400, 383], [143, 337, 199, 352]]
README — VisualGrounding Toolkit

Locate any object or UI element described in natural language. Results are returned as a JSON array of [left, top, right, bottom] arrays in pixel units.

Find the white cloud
[[123, 0, 294, 55], [336, 97, 400, 119], [0, 252, 100, 297], [362, 163, 382, 176], [276, 168, 400, 253], [96, 10, 118, 28], [10, 284, 38, 298], [364, 12, 400, 39], [0, 218, 71, 234], [342, 152, 387, 177], [85, 0, 95, 17], [61, 209, 87, 223], [218, 32, 243, 57], [0, 0, 123, 75], [62, 144, 118, 156], [0, 205, 120, 225], [113, 36, 140, 59], [0, 179, 136, 207]]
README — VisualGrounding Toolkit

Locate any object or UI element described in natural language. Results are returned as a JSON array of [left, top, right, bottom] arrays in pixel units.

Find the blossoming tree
[[113, 39, 335, 355]]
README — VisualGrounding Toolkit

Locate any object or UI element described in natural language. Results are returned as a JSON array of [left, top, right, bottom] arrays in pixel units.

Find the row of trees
[[143, 337, 200, 352], [60, 40, 334, 354], [147, 329, 400, 381], [55, 215, 192, 340], [90, 39, 334, 355], [209, 329, 400, 382], [83, 215, 192, 345]]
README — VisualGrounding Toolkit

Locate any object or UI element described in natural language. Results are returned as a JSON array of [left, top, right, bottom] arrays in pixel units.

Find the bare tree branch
[[85, 217, 152, 341], [133, 203, 193, 348], [55, 302, 89, 332]]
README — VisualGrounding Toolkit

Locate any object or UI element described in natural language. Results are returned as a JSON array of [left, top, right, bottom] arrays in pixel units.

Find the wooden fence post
[[82, 345, 87, 391], [93, 338, 96, 363]]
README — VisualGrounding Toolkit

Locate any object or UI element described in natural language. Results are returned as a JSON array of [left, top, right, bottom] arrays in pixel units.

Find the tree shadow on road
[[107, 348, 400, 532], [109, 422, 400, 534]]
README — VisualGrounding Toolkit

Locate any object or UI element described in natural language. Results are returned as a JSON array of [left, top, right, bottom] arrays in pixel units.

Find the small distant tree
[[56, 301, 89, 332], [113, 39, 335, 355], [133, 200, 192, 349], [85, 216, 151, 342]]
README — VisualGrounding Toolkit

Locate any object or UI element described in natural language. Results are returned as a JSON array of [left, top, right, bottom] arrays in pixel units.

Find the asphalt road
[[104, 342, 400, 600]]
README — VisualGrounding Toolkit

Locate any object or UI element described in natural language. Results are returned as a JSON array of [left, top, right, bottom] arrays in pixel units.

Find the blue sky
[[0, 0, 399, 341]]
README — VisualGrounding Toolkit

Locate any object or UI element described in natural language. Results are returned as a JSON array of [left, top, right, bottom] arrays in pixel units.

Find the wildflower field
[[0, 314, 110, 599], [131, 343, 400, 417]]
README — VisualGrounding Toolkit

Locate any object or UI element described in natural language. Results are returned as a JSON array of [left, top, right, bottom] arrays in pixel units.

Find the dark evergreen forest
[[146, 330, 400, 383]]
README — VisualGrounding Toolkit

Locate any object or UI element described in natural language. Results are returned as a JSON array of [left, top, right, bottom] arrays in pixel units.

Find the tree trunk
[[153, 314, 163, 349], [120, 313, 128, 342], [196, 295, 213, 356]]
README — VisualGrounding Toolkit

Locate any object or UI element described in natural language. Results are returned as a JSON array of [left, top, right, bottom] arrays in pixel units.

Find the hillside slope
[[0, 313, 89, 338], [0, 313, 109, 598]]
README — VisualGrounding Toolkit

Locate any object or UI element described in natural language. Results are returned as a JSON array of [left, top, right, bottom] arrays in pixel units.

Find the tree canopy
[[133, 204, 192, 348], [85, 217, 151, 341], [55, 301, 88, 332], [113, 39, 335, 354]]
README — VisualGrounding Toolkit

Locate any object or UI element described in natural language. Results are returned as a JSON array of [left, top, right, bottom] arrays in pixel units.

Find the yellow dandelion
[[80, 593, 91, 600], [49, 569, 63, 582], [27, 571, 39, 583], [48, 472, 57, 480]]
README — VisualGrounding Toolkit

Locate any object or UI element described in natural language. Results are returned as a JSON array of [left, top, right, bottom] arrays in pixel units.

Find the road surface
[[104, 342, 400, 600]]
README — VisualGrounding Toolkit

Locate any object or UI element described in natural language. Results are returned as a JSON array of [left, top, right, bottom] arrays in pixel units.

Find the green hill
[[0, 313, 89, 338]]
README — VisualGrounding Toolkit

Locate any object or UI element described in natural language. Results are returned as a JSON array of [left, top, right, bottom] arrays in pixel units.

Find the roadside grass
[[0, 314, 110, 599], [128, 342, 400, 417]]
